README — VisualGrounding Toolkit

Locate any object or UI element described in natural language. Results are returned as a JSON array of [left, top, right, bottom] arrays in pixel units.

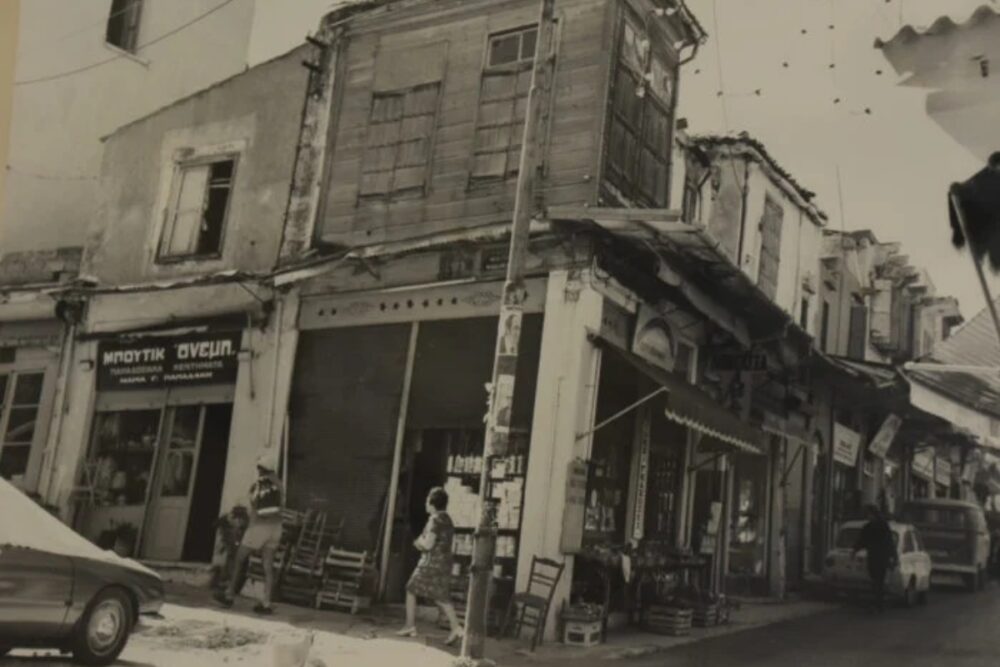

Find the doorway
[[141, 402, 232, 562]]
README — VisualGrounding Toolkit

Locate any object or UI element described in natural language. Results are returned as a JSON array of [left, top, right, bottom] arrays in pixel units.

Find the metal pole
[[379, 321, 419, 600], [950, 191, 1000, 351], [461, 0, 556, 661]]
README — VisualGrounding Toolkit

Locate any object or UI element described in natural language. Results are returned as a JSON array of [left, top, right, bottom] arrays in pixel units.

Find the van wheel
[[904, 579, 918, 607]]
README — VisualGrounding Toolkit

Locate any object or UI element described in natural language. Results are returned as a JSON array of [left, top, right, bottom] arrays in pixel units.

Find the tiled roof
[[875, 5, 1000, 50], [931, 298, 1000, 367], [691, 133, 829, 224]]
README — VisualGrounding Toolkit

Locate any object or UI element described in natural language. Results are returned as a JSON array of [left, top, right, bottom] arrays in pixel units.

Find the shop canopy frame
[[583, 334, 764, 457]]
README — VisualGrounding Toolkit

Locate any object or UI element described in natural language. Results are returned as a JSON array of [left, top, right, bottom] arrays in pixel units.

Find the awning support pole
[[575, 387, 667, 441], [688, 451, 726, 474], [951, 191, 1000, 351]]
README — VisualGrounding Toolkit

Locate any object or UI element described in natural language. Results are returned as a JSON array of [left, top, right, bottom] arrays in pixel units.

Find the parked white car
[[822, 520, 932, 606]]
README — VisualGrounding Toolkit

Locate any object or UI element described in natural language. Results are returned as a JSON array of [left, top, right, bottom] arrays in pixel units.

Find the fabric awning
[[591, 334, 764, 455]]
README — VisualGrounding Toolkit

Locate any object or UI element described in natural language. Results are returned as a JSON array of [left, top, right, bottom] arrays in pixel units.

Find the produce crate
[[563, 619, 603, 648], [692, 603, 719, 628], [641, 605, 693, 636]]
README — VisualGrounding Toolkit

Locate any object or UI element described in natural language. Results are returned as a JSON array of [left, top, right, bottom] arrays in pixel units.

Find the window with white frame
[[158, 158, 235, 261], [106, 0, 143, 53], [0, 372, 45, 482], [470, 25, 538, 182]]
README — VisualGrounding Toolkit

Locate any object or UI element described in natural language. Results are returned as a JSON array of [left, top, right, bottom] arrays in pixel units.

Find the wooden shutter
[[757, 197, 784, 300]]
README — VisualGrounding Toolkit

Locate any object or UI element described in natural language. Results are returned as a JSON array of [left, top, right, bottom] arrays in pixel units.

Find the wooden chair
[[503, 557, 565, 651], [278, 510, 329, 604], [245, 510, 305, 593], [315, 547, 375, 614]]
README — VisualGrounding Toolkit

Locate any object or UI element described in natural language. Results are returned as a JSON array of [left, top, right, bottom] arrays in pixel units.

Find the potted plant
[[112, 521, 138, 557]]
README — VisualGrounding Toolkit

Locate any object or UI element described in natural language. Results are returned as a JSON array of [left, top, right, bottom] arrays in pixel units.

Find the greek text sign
[[97, 332, 242, 390]]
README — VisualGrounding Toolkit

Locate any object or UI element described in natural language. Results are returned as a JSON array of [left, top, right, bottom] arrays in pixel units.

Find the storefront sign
[[912, 450, 935, 481], [632, 409, 652, 541], [97, 331, 242, 390], [936, 458, 952, 487], [632, 305, 674, 373], [868, 414, 902, 458], [832, 424, 861, 467], [561, 459, 589, 554]]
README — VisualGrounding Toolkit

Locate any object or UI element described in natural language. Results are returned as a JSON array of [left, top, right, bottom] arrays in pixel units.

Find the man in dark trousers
[[853, 504, 899, 611]]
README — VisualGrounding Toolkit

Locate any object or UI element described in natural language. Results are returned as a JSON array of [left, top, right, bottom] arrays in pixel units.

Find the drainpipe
[[41, 300, 81, 507], [735, 158, 751, 270]]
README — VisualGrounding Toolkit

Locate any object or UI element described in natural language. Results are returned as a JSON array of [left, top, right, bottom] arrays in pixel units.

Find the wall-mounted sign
[[632, 408, 652, 541], [936, 458, 952, 487], [632, 305, 674, 373], [832, 423, 862, 467], [912, 450, 935, 481], [97, 331, 242, 390], [561, 459, 589, 554], [868, 414, 902, 458]]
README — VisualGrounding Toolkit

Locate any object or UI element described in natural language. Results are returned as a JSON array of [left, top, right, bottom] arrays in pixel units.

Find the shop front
[[562, 305, 763, 635], [0, 317, 64, 493], [74, 330, 240, 562], [287, 278, 547, 617]]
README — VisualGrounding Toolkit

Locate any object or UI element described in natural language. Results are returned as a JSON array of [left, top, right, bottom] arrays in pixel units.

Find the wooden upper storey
[[317, 0, 701, 248]]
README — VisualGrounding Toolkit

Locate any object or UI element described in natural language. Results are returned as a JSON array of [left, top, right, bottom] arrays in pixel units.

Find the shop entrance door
[[142, 405, 205, 561]]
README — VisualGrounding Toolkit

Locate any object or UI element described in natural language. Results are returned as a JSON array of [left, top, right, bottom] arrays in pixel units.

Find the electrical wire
[[15, 0, 240, 86]]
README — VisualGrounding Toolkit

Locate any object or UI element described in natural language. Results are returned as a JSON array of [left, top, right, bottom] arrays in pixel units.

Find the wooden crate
[[642, 605, 693, 637], [315, 548, 374, 614], [563, 619, 603, 648]]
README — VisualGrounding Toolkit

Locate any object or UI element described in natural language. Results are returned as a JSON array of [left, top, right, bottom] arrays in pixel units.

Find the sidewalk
[[163, 581, 836, 664]]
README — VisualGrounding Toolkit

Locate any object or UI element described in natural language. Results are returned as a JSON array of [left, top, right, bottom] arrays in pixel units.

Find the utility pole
[[460, 0, 557, 662]]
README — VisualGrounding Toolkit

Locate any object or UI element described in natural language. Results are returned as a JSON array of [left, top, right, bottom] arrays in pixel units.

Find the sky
[[678, 0, 996, 319]]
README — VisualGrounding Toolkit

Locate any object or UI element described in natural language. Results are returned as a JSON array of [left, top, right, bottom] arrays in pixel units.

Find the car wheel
[[904, 578, 918, 608], [72, 587, 134, 666]]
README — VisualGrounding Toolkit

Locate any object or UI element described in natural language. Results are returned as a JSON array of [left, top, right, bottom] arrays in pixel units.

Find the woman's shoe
[[396, 626, 418, 638], [445, 628, 464, 646]]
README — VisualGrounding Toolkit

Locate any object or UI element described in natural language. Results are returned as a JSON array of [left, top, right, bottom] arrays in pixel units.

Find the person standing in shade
[[853, 504, 899, 612], [214, 450, 284, 615], [397, 487, 464, 645]]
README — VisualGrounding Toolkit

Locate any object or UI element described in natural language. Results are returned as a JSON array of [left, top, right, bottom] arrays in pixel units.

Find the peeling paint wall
[[86, 47, 311, 285], [2, 0, 255, 259]]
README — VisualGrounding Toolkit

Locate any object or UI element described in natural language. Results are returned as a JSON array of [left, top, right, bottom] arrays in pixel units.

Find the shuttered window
[[359, 83, 441, 201], [106, 0, 143, 53], [470, 26, 537, 182], [605, 16, 676, 207], [757, 196, 784, 300]]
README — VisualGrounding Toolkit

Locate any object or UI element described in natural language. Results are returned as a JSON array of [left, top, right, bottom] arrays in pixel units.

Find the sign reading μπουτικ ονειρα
[[96, 331, 242, 390]]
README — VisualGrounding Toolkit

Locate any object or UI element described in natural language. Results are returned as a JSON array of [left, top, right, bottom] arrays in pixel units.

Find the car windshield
[[835, 527, 899, 549], [902, 505, 968, 528]]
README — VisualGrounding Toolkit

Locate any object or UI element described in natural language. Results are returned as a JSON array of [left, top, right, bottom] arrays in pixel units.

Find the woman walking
[[397, 487, 464, 645]]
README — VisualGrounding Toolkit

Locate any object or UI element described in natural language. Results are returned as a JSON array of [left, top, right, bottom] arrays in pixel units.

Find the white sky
[[678, 0, 997, 318]]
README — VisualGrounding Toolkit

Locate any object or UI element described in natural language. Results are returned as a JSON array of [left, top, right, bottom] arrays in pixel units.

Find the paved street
[[529, 585, 1000, 667]]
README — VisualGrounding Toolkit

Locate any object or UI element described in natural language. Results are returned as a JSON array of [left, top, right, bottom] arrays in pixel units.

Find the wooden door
[[141, 405, 205, 561]]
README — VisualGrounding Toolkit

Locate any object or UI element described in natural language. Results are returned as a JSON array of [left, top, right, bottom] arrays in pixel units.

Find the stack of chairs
[[315, 547, 376, 614], [245, 509, 305, 593], [278, 510, 329, 605]]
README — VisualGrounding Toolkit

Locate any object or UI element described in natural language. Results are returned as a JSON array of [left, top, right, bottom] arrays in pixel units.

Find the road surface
[[527, 585, 1000, 667]]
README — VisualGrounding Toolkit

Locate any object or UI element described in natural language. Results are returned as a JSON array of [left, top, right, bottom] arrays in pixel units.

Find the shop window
[[106, 0, 143, 53], [604, 15, 676, 207], [757, 196, 784, 300], [158, 158, 235, 261], [729, 454, 768, 577], [359, 83, 441, 200], [0, 372, 45, 482], [158, 406, 201, 498], [85, 410, 161, 507], [470, 26, 537, 183]]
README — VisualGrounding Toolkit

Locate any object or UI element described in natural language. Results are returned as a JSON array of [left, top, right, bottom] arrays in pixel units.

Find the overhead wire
[[15, 0, 240, 86]]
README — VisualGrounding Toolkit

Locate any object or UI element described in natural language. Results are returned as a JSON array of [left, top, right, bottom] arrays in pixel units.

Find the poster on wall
[[96, 331, 242, 390], [868, 414, 902, 458], [832, 423, 862, 467], [561, 459, 589, 554]]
